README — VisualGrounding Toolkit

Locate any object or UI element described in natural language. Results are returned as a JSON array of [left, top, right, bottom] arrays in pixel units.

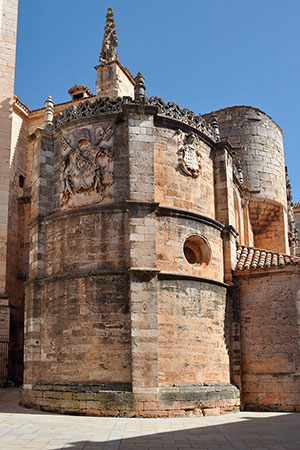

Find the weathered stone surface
[[2, 5, 300, 418], [235, 266, 300, 412], [20, 382, 239, 417], [205, 106, 289, 253]]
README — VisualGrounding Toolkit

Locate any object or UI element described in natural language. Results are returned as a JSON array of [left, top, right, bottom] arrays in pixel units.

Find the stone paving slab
[[1, 389, 300, 450]]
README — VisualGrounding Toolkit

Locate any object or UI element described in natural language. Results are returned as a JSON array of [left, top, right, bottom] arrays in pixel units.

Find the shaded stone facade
[[1, 7, 300, 416]]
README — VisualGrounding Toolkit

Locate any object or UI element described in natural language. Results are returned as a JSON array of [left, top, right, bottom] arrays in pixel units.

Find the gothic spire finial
[[100, 8, 118, 64]]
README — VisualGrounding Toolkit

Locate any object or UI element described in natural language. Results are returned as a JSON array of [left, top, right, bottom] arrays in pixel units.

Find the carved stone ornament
[[51, 96, 217, 142], [148, 96, 216, 141], [177, 131, 201, 178], [60, 125, 114, 208], [51, 97, 132, 130]]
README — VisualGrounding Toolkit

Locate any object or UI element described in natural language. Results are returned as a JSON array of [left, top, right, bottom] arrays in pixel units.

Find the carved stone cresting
[[60, 125, 114, 208], [52, 97, 132, 130], [51, 96, 216, 142], [148, 96, 216, 140], [177, 131, 201, 178]]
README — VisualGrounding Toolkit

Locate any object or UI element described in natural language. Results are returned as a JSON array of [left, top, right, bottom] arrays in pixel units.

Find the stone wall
[[0, 1, 18, 381], [0, 0, 18, 298], [156, 214, 224, 283], [0, 298, 9, 385], [214, 106, 285, 205], [233, 187, 253, 248], [20, 104, 240, 416], [235, 266, 300, 411], [158, 279, 230, 385], [206, 106, 289, 253], [292, 204, 300, 256], [252, 206, 288, 253], [23, 113, 132, 390], [154, 126, 215, 218], [95, 62, 134, 99], [43, 209, 129, 276], [24, 274, 131, 385], [6, 108, 30, 383]]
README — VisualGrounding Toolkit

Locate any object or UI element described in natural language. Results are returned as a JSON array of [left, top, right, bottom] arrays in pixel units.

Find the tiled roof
[[293, 202, 300, 209], [235, 245, 300, 271]]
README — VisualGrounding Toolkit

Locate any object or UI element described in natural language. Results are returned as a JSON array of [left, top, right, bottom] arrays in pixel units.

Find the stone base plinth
[[20, 382, 240, 417]]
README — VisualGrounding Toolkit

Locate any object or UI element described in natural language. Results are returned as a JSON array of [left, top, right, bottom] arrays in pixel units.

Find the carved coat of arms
[[60, 125, 114, 208], [177, 131, 201, 178]]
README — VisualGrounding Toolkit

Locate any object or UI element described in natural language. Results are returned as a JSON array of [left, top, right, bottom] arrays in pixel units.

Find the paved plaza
[[0, 388, 300, 450]]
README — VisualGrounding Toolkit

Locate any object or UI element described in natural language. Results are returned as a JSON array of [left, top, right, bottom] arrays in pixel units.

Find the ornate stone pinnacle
[[100, 8, 118, 64], [134, 72, 146, 102], [44, 95, 54, 128], [211, 112, 220, 141]]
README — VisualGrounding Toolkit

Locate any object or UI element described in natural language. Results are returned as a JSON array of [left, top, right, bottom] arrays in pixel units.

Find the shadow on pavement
[[1, 388, 300, 449]]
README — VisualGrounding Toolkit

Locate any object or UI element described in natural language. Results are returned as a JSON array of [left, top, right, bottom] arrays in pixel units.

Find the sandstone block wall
[[158, 279, 229, 385], [24, 114, 132, 389], [20, 103, 240, 416], [0, 0, 18, 299], [6, 108, 30, 383], [0, 298, 9, 383], [252, 206, 287, 253], [215, 107, 285, 205], [213, 140, 243, 283], [235, 267, 300, 411], [0, 0, 21, 383], [156, 215, 223, 282], [209, 106, 289, 253], [43, 209, 129, 276], [154, 127, 215, 217], [96, 62, 134, 99], [233, 187, 253, 248], [24, 274, 131, 385]]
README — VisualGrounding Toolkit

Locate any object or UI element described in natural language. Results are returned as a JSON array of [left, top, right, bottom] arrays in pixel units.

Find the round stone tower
[[215, 106, 289, 253]]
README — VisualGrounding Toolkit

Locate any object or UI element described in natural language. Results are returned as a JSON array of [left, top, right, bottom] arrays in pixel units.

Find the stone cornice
[[25, 269, 129, 286], [28, 201, 128, 227], [158, 271, 228, 288], [157, 206, 224, 231]]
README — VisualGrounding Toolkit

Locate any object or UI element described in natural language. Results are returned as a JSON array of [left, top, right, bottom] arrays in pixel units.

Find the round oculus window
[[183, 235, 211, 268]]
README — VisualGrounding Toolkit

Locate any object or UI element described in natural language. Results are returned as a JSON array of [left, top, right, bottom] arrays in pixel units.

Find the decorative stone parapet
[[51, 96, 133, 130], [148, 97, 216, 140], [50, 96, 218, 142]]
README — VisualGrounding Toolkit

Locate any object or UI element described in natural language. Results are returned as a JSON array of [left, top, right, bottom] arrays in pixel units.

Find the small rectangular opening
[[19, 175, 25, 188]]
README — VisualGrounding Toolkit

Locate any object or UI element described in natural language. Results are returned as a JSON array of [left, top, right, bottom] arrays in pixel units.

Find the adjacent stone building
[[1, 7, 300, 416]]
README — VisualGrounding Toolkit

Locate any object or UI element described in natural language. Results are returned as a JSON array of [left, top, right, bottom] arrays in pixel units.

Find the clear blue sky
[[15, 0, 300, 201]]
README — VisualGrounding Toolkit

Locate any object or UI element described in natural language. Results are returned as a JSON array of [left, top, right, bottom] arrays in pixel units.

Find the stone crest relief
[[177, 131, 201, 178], [60, 125, 114, 208]]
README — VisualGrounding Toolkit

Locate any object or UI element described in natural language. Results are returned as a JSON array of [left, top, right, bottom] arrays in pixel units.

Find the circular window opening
[[183, 235, 211, 268]]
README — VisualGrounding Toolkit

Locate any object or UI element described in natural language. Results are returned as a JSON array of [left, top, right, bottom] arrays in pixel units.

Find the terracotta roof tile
[[235, 245, 300, 271], [293, 202, 300, 209]]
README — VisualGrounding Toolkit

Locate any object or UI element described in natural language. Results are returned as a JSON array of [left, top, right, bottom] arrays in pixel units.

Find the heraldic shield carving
[[60, 125, 114, 208], [177, 130, 201, 178]]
